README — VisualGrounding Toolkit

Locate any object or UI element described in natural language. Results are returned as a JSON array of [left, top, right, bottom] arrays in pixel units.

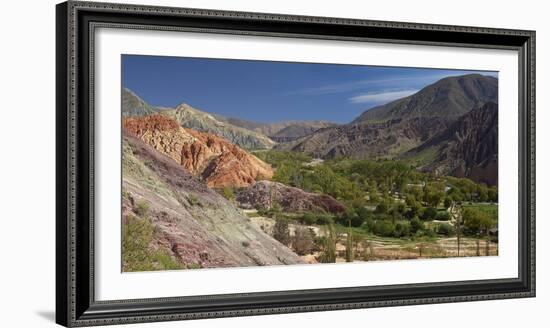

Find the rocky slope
[[122, 88, 159, 117], [162, 103, 277, 150], [402, 102, 498, 185], [236, 180, 346, 214], [122, 134, 304, 270], [123, 114, 273, 188], [279, 116, 451, 159], [268, 121, 337, 142], [221, 117, 337, 142], [278, 74, 497, 161], [352, 74, 498, 123]]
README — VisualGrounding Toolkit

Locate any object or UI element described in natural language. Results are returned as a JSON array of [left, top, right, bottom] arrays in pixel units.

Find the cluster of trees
[[255, 151, 497, 208], [252, 151, 498, 243], [334, 203, 454, 239]]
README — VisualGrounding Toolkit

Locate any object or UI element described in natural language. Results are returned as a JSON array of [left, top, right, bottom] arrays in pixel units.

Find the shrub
[[372, 220, 396, 237], [133, 200, 149, 217], [299, 212, 316, 225], [315, 214, 333, 225], [292, 226, 314, 255], [394, 203, 407, 215], [241, 241, 250, 247], [435, 211, 451, 221], [123, 214, 153, 271], [436, 223, 454, 236], [185, 263, 202, 269], [374, 201, 389, 214], [356, 206, 371, 221], [420, 207, 438, 221], [186, 194, 201, 207], [122, 214, 181, 271], [273, 217, 291, 246], [336, 208, 365, 228], [424, 227, 437, 238], [410, 217, 425, 233], [394, 221, 412, 238], [221, 186, 235, 201]]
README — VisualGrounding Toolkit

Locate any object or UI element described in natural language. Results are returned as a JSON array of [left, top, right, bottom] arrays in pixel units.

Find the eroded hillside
[[123, 115, 274, 188], [122, 134, 304, 270]]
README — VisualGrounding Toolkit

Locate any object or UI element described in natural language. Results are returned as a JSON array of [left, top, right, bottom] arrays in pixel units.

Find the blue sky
[[122, 55, 497, 124]]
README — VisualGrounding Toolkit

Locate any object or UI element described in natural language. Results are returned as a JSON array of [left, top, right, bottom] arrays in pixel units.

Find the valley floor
[[244, 209, 498, 264]]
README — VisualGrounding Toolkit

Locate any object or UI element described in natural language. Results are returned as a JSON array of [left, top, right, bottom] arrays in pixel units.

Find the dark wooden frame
[[56, 1, 536, 326]]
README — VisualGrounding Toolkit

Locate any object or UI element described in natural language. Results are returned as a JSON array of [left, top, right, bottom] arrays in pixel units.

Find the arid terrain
[[121, 73, 499, 272]]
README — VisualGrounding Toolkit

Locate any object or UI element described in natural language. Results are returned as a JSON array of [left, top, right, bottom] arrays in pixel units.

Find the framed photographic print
[[56, 1, 536, 326]]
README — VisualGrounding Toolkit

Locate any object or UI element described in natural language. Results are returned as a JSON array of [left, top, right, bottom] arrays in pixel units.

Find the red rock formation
[[123, 115, 273, 188]]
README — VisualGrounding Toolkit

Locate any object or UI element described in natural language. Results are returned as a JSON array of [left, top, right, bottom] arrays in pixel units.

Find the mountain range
[[275, 74, 498, 184], [122, 88, 334, 149], [122, 73, 498, 185]]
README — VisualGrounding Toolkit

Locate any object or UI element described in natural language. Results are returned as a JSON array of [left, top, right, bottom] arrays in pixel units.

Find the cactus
[[345, 222, 354, 262]]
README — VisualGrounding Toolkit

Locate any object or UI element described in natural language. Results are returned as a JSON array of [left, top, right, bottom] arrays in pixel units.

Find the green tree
[[463, 208, 495, 256], [420, 207, 438, 221], [406, 201, 422, 219], [410, 217, 424, 234], [487, 187, 498, 202], [444, 197, 453, 209]]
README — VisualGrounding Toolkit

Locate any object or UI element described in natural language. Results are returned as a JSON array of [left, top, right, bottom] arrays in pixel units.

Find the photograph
[[121, 55, 499, 272]]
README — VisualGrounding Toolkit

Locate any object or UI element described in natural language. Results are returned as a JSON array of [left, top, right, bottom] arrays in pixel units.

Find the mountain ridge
[[352, 74, 498, 124], [277, 74, 498, 164], [122, 88, 159, 117], [123, 114, 274, 188]]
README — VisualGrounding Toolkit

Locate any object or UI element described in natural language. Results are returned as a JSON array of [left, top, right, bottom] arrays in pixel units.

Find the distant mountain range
[[276, 74, 498, 184], [122, 73, 498, 185], [122, 88, 335, 149], [162, 103, 277, 150], [218, 117, 337, 143]]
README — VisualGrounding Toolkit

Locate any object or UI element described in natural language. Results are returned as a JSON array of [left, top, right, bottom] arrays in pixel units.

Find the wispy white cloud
[[290, 71, 496, 96], [291, 73, 450, 96], [349, 89, 418, 104]]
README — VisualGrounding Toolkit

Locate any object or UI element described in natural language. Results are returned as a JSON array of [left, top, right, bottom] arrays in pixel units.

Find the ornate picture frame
[[56, 1, 535, 326]]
